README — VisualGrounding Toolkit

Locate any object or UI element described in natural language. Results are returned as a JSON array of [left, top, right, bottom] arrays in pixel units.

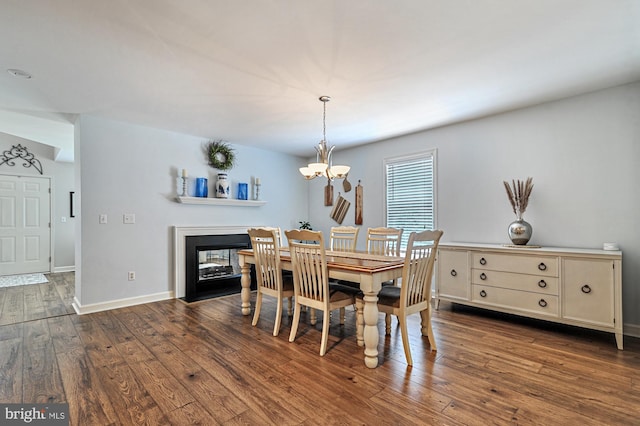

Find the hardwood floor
[[2, 273, 640, 425]]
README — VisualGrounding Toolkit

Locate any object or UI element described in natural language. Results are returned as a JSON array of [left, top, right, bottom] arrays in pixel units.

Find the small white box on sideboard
[[435, 243, 623, 349]]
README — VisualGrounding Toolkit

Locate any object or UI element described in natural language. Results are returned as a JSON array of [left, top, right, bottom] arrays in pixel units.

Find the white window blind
[[385, 151, 436, 249]]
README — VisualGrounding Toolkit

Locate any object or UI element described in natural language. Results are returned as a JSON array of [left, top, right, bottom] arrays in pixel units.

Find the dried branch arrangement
[[503, 177, 534, 219]]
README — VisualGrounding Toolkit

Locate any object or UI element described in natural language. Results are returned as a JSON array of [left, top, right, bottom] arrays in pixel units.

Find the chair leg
[[420, 308, 437, 351], [339, 307, 346, 325], [398, 314, 413, 366], [385, 313, 392, 335], [289, 302, 302, 343], [252, 291, 262, 327], [355, 298, 364, 347], [310, 308, 317, 325], [273, 296, 283, 337], [320, 309, 330, 356], [287, 296, 293, 316]]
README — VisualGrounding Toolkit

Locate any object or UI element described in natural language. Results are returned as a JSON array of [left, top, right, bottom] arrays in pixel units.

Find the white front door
[[0, 174, 51, 275]]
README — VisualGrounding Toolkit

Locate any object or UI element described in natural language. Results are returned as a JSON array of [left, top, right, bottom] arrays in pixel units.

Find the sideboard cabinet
[[435, 243, 623, 349]]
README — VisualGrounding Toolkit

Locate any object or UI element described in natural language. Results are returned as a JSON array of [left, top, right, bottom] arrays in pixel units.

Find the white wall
[[0, 132, 75, 270], [75, 115, 308, 308], [309, 82, 640, 328]]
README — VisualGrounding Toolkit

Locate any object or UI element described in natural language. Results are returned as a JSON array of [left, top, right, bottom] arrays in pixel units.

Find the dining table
[[237, 248, 405, 368]]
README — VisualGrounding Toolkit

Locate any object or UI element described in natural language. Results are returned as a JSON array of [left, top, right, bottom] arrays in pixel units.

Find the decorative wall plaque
[[0, 144, 43, 174]]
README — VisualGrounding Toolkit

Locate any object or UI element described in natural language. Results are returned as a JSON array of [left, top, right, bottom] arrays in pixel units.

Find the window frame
[[383, 149, 438, 250]]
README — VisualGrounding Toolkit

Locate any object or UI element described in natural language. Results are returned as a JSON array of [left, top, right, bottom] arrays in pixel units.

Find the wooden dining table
[[237, 248, 405, 368]]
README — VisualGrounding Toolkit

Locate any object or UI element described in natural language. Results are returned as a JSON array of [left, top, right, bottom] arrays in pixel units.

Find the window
[[385, 150, 436, 249]]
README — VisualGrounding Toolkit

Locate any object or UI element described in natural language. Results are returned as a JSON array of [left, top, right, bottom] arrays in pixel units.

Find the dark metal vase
[[508, 218, 532, 245]]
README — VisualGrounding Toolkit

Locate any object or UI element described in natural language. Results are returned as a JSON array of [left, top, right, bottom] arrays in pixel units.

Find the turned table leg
[[362, 291, 380, 368], [240, 260, 251, 316]]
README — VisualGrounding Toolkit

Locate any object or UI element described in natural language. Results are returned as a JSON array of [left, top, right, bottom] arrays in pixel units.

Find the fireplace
[[173, 226, 256, 302], [184, 233, 254, 302]]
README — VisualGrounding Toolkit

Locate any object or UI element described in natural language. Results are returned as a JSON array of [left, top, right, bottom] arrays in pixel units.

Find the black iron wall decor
[[0, 144, 43, 174]]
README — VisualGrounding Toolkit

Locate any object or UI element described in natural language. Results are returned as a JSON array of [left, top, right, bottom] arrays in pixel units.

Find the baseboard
[[53, 266, 75, 273], [624, 323, 640, 339], [72, 291, 174, 315]]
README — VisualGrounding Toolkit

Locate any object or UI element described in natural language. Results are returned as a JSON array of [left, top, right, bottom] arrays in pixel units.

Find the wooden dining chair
[[329, 226, 359, 252], [336, 226, 403, 290], [366, 227, 403, 257], [285, 229, 358, 356], [367, 226, 403, 285], [260, 226, 284, 246], [248, 228, 294, 337], [357, 229, 443, 365]]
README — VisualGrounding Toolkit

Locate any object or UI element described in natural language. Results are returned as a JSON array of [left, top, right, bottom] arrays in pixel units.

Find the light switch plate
[[123, 213, 135, 224]]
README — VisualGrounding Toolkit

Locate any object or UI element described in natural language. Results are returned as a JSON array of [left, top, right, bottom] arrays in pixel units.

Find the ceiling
[[1, 0, 639, 162]]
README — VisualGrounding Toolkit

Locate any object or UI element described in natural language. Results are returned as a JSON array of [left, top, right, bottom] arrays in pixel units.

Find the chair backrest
[[400, 230, 443, 309], [285, 229, 330, 304], [259, 226, 283, 246], [366, 227, 403, 256], [329, 226, 359, 252], [248, 228, 282, 292]]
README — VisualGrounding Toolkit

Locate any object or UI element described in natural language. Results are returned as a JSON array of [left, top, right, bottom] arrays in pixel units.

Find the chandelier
[[299, 96, 350, 180]]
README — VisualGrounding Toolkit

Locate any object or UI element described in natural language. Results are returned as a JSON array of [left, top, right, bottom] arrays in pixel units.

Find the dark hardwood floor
[[1, 272, 640, 425]]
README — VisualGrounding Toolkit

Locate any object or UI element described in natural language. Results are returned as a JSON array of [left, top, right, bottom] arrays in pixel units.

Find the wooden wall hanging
[[355, 180, 363, 225], [324, 181, 333, 206], [330, 193, 350, 224], [343, 173, 352, 192]]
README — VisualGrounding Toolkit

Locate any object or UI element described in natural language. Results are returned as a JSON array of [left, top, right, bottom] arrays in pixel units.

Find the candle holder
[[181, 176, 187, 196], [254, 183, 261, 201]]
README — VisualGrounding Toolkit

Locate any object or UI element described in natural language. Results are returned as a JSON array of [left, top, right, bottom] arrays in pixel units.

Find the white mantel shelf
[[176, 196, 267, 207]]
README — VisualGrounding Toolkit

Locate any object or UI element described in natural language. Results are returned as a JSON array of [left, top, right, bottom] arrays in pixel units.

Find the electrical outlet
[[128, 271, 136, 281], [99, 214, 107, 224]]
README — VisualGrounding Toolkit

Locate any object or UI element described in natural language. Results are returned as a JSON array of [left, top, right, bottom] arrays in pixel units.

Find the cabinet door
[[563, 258, 614, 327], [437, 249, 469, 301]]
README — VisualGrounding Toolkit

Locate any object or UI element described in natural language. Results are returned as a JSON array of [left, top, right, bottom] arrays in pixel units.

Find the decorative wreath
[[207, 140, 235, 170]]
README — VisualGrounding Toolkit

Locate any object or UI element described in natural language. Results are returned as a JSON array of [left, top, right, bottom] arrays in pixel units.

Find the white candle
[[182, 169, 188, 178], [255, 177, 261, 185]]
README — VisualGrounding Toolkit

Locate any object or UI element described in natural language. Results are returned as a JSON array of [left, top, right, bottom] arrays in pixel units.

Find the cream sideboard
[[435, 243, 623, 349]]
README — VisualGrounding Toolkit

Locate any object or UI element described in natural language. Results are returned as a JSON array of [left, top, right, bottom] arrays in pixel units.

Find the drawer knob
[[480, 290, 487, 298], [538, 299, 548, 308], [581, 284, 592, 294], [538, 262, 547, 271], [538, 280, 547, 288], [450, 269, 457, 277], [479, 257, 487, 265], [480, 273, 487, 280]]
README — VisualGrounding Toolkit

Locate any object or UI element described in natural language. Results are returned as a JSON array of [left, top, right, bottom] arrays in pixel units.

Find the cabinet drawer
[[471, 269, 558, 295], [437, 249, 469, 300], [472, 284, 559, 317], [563, 258, 615, 327], [472, 253, 558, 277]]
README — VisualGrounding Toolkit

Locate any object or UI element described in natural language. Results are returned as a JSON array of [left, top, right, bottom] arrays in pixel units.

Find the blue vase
[[195, 178, 208, 197], [237, 183, 248, 200]]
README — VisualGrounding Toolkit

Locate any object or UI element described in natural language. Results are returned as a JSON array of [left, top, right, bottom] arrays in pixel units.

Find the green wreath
[[207, 140, 235, 170]]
